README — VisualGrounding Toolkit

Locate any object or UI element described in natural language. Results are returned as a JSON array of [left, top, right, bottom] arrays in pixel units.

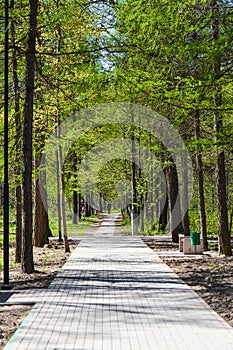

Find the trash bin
[[190, 232, 200, 246]]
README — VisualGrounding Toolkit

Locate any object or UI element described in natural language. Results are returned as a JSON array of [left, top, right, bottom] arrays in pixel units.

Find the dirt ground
[[143, 238, 233, 328], [0, 237, 232, 349]]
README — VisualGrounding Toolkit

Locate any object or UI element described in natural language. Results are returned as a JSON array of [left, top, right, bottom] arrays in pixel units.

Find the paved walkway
[[3, 214, 233, 349]]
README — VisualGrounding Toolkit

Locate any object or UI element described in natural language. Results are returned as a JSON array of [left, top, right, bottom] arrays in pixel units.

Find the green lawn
[[49, 215, 100, 237], [0, 215, 99, 271], [0, 234, 17, 270]]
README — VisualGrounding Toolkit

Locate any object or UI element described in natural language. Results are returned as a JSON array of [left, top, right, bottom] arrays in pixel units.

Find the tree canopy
[[0, 0, 232, 273]]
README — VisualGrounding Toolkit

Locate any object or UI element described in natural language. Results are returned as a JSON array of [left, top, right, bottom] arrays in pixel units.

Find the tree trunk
[[73, 190, 78, 224], [85, 194, 92, 217], [215, 149, 231, 255], [58, 144, 70, 253], [55, 15, 69, 251], [131, 133, 138, 235], [72, 153, 80, 224], [229, 208, 233, 235], [56, 149, 62, 241], [22, 0, 38, 274], [164, 156, 184, 243], [137, 133, 144, 233], [34, 153, 51, 247], [15, 186, 22, 263], [78, 193, 82, 220], [194, 109, 208, 250], [215, 139, 231, 254], [11, 2, 22, 263], [158, 194, 168, 232], [181, 151, 190, 236], [149, 155, 155, 229], [211, 0, 231, 256], [99, 193, 103, 212], [140, 197, 145, 233]]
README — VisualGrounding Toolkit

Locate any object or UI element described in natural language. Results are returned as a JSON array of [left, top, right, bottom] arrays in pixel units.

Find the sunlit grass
[[49, 214, 99, 237], [0, 246, 17, 270], [0, 233, 16, 247]]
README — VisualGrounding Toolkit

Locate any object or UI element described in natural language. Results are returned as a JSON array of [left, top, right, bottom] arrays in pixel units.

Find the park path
[[3, 214, 233, 349]]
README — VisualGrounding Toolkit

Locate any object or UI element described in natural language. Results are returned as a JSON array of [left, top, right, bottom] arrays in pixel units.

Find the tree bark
[[215, 149, 231, 255], [22, 0, 38, 273], [34, 153, 51, 247], [230, 208, 233, 235], [58, 144, 70, 253], [99, 193, 103, 212], [72, 153, 80, 224], [158, 193, 168, 232], [73, 190, 78, 224], [211, 0, 231, 256], [194, 109, 208, 250], [85, 194, 92, 217], [78, 193, 82, 220], [56, 150, 62, 241], [131, 133, 138, 235], [11, 1, 22, 263], [181, 151, 190, 236], [164, 156, 184, 243], [55, 12, 69, 252]]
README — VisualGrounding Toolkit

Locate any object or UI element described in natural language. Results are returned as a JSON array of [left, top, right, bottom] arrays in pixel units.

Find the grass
[[0, 246, 17, 270], [0, 233, 17, 268], [188, 208, 231, 237], [0, 215, 98, 271], [49, 214, 99, 237], [0, 233, 16, 247]]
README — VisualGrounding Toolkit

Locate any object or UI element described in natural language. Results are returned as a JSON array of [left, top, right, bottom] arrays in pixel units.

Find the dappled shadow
[[50, 268, 184, 292], [10, 270, 59, 290], [0, 291, 14, 303]]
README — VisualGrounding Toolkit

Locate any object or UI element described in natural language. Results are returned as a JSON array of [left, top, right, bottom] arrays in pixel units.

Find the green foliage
[[0, 0, 232, 249], [110, 0, 233, 238]]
